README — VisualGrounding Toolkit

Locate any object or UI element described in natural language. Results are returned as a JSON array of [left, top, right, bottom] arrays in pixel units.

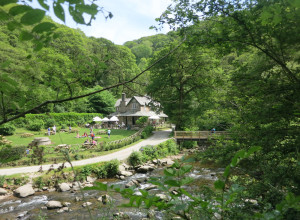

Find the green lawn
[[6, 127, 136, 147], [1, 127, 139, 168]]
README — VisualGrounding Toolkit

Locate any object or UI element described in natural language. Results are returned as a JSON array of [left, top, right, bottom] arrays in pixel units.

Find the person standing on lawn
[[47, 127, 51, 136], [53, 125, 56, 135], [91, 132, 95, 141], [107, 129, 111, 138]]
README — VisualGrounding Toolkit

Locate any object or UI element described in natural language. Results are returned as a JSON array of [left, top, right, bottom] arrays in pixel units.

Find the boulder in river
[[86, 176, 97, 183], [63, 202, 71, 207], [125, 179, 140, 188], [119, 163, 130, 171], [0, 188, 8, 195], [58, 183, 70, 192], [98, 194, 112, 204], [113, 212, 130, 219], [14, 184, 35, 198], [160, 159, 174, 166], [46, 201, 63, 209], [145, 184, 157, 191], [17, 211, 28, 219], [82, 202, 92, 207], [72, 182, 83, 191], [156, 193, 169, 201], [136, 165, 154, 173], [118, 170, 133, 177]]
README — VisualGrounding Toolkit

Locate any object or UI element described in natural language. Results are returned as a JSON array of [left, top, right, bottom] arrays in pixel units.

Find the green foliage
[[0, 175, 5, 186], [30, 145, 45, 165], [197, 139, 241, 165], [24, 113, 101, 127], [130, 140, 179, 165], [34, 176, 45, 189], [181, 140, 197, 149], [136, 116, 148, 127], [77, 160, 119, 180], [147, 42, 220, 130], [128, 151, 144, 167], [103, 159, 119, 178], [0, 145, 26, 164], [87, 88, 116, 114], [26, 119, 44, 131], [44, 118, 57, 129], [0, 123, 15, 135], [141, 125, 154, 139]]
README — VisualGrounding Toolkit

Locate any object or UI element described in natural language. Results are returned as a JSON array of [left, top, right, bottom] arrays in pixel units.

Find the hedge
[[13, 113, 103, 127]]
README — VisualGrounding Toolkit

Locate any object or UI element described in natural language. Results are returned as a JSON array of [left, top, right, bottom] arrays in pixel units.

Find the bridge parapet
[[174, 131, 229, 141]]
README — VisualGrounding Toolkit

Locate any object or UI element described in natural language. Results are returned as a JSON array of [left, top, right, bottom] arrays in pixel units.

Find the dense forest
[[0, 0, 299, 218]]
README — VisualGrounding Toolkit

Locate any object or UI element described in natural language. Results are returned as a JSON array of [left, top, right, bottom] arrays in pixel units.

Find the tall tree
[[147, 41, 220, 130]]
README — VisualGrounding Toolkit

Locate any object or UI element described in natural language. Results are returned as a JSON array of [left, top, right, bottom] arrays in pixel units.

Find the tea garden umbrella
[[93, 116, 102, 122], [149, 115, 160, 120], [101, 117, 109, 122], [109, 116, 119, 121]]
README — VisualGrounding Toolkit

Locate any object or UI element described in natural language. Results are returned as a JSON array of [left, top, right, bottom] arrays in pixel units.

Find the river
[[0, 162, 224, 220]]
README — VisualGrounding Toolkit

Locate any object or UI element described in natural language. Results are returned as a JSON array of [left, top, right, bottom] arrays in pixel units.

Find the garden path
[[0, 130, 171, 176]]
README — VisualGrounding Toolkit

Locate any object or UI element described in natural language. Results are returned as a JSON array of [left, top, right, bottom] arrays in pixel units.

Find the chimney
[[122, 93, 126, 102]]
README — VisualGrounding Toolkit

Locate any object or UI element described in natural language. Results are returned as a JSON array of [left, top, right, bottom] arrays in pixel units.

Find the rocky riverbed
[[0, 154, 224, 220]]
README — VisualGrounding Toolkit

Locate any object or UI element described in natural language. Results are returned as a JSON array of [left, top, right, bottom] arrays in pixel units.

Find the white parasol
[[149, 115, 160, 120], [93, 116, 102, 122], [109, 116, 119, 122], [101, 117, 109, 122]]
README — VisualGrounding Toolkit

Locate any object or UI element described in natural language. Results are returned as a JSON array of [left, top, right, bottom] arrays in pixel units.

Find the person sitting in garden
[[84, 139, 90, 144], [92, 140, 97, 145], [83, 132, 88, 137], [76, 132, 80, 138]]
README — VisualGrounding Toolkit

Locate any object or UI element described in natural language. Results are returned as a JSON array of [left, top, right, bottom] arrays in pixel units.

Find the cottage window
[[132, 102, 137, 109]]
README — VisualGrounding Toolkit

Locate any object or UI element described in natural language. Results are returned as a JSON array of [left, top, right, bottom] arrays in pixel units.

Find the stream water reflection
[[0, 163, 223, 219]]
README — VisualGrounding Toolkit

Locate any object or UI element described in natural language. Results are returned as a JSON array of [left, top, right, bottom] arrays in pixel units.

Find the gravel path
[[0, 130, 171, 176]]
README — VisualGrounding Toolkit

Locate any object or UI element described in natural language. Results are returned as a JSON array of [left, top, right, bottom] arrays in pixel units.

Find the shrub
[[95, 166, 107, 179], [104, 159, 119, 178], [44, 118, 57, 129], [140, 145, 158, 161], [166, 139, 178, 155], [27, 119, 44, 131], [182, 141, 198, 149], [0, 123, 16, 136], [141, 125, 154, 139], [12, 118, 26, 128], [128, 151, 144, 167], [0, 145, 26, 164], [34, 176, 45, 189], [136, 116, 148, 127]]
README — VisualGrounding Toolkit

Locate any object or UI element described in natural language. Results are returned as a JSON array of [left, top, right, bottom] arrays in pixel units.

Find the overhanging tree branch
[[0, 35, 187, 125]]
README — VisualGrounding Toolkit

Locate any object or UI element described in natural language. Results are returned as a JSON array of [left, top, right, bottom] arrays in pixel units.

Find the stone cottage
[[110, 93, 168, 127]]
